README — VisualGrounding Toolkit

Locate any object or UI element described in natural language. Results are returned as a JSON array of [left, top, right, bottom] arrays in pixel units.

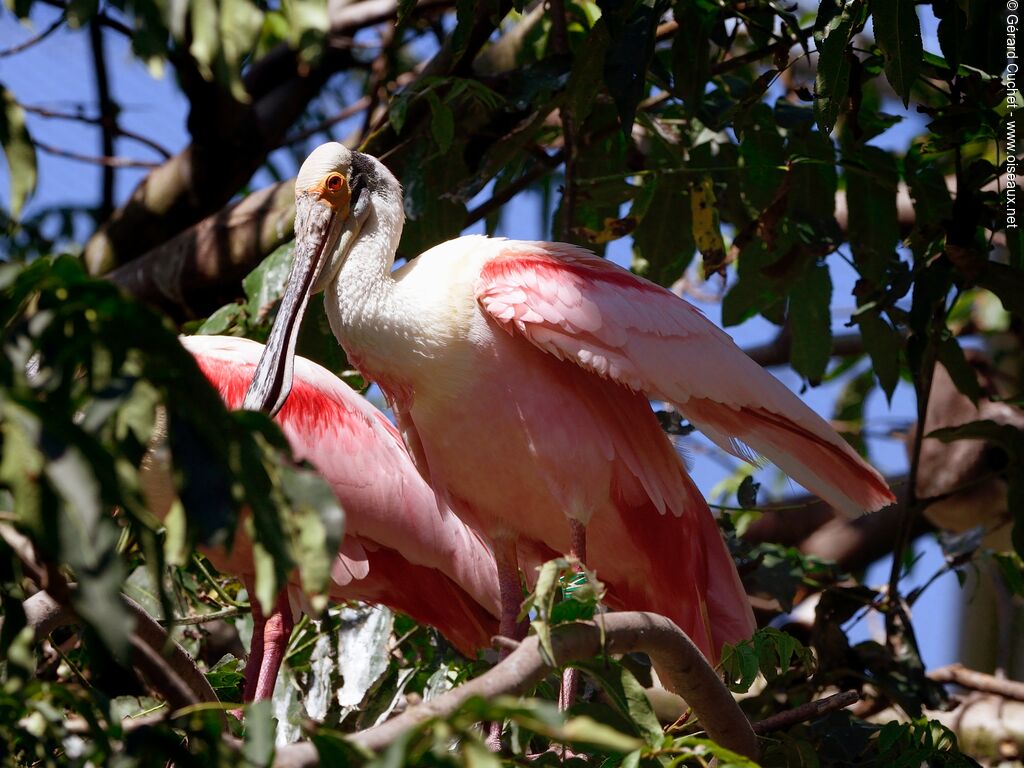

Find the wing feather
[[477, 243, 894, 516]]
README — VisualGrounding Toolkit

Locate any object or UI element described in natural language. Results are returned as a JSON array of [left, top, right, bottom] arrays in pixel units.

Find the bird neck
[[333, 192, 403, 305], [326, 194, 409, 362]]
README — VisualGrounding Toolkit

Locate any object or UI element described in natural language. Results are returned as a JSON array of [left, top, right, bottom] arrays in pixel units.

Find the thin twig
[[0, 14, 65, 57], [161, 606, 248, 627], [752, 690, 860, 735], [192, 555, 250, 609], [33, 140, 160, 168], [22, 104, 172, 159], [464, 149, 563, 226], [36, 0, 133, 37], [282, 96, 372, 147]]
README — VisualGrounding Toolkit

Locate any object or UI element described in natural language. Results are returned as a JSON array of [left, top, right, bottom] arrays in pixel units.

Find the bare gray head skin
[[242, 143, 393, 416]]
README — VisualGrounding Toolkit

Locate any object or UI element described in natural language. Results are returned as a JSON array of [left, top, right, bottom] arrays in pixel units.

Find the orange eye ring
[[326, 174, 343, 192]]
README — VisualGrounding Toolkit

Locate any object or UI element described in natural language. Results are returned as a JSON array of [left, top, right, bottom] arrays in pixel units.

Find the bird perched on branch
[[145, 334, 500, 704], [243, 142, 894, 683]]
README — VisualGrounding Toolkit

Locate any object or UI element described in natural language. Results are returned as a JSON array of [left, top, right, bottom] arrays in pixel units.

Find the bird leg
[[558, 519, 587, 711], [242, 581, 295, 705], [488, 537, 525, 750], [495, 537, 526, 645]]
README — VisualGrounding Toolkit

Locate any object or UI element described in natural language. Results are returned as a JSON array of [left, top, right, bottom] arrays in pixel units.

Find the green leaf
[[1007, 223, 1023, 273], [856, 310, 901, 401], [281, 0, 329, 63], [789, 262, 833, 384], [244, 243, 296, 324], [936, 336, 983, 404], [559, 715, 645, 752], [573, 660, 663, 744], [737, 475, 759, 510], [389, 92, 411, 135], [0, 84, 37, 218], [813, 0, 865, 134], [977, 262, 1024, 319], [671, 0, 718, 113], [599, 0, 668, 133], [870, 0, 922, 106], [396, 0, 416, 26], [630, 175, 695, 286], [243, 699, 275, 766], [426, 91, 454, 154], [786, 126, 838, 227], [737, 103, 787, 212], [844, 146, 899, 284], [280, 463, 345, 613], [197, 302, 245, 335], [565, 21, 610, 126]]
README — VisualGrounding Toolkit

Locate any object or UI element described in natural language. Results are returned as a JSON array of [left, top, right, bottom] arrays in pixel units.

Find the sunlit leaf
[[0, 84, 37, 218]]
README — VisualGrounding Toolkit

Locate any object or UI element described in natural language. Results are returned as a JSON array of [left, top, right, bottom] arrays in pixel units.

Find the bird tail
[[598, 481, 755, 665], [682, 400, 895, 517]]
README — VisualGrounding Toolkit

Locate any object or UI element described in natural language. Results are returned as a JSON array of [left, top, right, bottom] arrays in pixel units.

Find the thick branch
[[82, 0, 467, 276], [744, 330, 865, 369], [274, 612, 758, 767], [107, 180, 295, 318], [18, 589, 221, 716], [930, 664, 1024, 702], [110, 0, 513, 316], [742, 476, 918, 575]]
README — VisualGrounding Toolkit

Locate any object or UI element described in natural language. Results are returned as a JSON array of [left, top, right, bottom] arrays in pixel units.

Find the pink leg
[[488, 537, 524, 750], [242, 582, 294, 704], [558, 519, 587, 711]]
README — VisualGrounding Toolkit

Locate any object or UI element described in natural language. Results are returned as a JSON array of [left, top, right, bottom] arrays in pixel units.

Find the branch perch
[[273, 612, 759, 767]]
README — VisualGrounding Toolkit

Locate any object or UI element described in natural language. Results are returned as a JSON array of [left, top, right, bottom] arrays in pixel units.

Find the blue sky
[[0, 3, 965, 667]]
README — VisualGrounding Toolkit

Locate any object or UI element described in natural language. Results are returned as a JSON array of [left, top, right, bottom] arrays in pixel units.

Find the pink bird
[[152, 335, 501, 703], [243, 143, 895, 676]]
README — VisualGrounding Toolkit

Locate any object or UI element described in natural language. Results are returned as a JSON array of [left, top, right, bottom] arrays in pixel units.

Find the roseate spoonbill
[[243, 142, 895, 670], [145, 334, 501, 703]]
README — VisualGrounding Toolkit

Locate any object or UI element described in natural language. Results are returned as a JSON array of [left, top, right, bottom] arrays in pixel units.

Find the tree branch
[[33, 140, 159, 169], [743, 330, 865, 369], [18, 589, 223, 717], [930, 664, 1024, 702], [82, 0, 467, 276], [88, 20, 117, 220], [22, 104, 172, 159], [273, 612, 759, 766], [752, 690, 860, 735], [106, 180, 295, 318], [0, 14, 65, 57]]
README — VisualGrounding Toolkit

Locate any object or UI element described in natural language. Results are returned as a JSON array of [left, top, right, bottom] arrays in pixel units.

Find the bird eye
[[326, 174, 343, 191]]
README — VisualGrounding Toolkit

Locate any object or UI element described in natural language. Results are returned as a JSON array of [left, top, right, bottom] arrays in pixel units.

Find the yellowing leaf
[[690, 176, 726, 276]]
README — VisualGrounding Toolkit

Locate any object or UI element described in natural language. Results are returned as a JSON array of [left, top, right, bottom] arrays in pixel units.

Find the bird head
[[242, 142, 395, 416]]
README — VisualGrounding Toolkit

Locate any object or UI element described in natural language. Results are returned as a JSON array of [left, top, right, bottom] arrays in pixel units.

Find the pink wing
[[476, 243, 894, 516], [180, 335, 500, 654]]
